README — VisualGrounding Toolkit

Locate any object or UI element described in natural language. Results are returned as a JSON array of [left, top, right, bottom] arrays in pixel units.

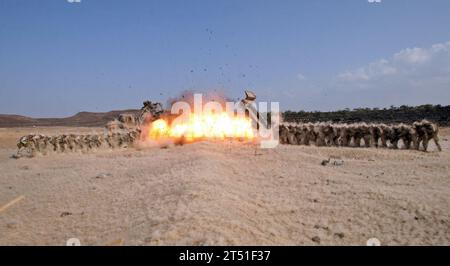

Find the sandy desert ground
[[0, 126, 449, 246]]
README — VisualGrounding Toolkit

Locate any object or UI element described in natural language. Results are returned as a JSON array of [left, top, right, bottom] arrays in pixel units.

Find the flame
[[147, 113, 254, 143]]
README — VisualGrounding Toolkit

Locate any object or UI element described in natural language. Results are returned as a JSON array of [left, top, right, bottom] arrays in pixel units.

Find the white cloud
[[331, 41, 450, 107], [337, 59, 397, 82], [281, 41, 450, 111], [297, 73, 306, 81], [338, 41, 450, 83], [393, 47, 430, 64]]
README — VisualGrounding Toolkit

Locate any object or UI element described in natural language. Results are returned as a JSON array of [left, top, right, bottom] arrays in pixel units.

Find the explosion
[[147, 112, 255, 143]]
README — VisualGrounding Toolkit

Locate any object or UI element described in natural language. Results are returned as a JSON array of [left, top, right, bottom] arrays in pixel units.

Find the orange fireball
[[148, 112, 254, 142]]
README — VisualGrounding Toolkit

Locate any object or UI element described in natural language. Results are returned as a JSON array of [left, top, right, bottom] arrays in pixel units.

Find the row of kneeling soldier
[[279, 119, 441, 152], [15, 129, 141, 157]]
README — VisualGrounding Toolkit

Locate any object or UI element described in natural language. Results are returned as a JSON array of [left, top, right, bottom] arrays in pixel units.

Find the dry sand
[[0, 127, 449, 246]]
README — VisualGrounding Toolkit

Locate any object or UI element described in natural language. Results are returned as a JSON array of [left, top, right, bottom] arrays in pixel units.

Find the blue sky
[[1, 0, 450, 117]]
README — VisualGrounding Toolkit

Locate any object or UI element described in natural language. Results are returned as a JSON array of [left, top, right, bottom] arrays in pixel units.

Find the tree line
[[281, 104, 450, 126]]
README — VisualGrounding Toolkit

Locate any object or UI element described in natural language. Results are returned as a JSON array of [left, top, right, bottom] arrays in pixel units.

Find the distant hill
[[0, 110, 140, 128], [2, 104, 449, 128]]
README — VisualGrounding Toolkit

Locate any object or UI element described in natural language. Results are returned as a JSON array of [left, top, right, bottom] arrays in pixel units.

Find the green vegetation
[[282, 104, 450, 126]]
